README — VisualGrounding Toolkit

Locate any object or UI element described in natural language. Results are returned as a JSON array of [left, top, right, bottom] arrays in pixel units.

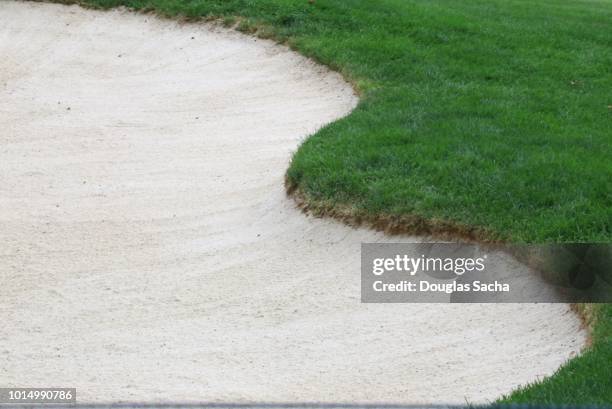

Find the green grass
[[43, 0, 611, 403], [499, 304, 612, 405]]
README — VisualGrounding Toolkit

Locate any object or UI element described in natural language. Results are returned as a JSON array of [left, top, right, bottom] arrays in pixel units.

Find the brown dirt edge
[[571, 303, 598, 347], [286, 179, 595, 347], [285, 177, 503, 244]]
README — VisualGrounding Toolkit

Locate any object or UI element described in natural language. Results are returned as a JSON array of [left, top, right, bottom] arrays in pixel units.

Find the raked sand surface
[[0, 1, 587, 403]]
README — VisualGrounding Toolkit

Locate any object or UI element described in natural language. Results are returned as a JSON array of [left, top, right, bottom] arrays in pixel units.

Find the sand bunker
[[0, 1, 586, 403]]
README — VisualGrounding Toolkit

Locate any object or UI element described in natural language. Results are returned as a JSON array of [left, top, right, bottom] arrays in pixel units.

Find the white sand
[[0, 1, 587, 404]]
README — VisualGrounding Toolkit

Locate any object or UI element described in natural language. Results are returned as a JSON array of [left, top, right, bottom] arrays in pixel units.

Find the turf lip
[[285, 179, 501, 244]]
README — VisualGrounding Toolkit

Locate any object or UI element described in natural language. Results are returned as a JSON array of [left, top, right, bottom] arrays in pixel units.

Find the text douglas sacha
[[373, 280, 510, 294]]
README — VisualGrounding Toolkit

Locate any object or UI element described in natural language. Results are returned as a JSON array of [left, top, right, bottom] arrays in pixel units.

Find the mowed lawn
[[42, 0, 611, 404]]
